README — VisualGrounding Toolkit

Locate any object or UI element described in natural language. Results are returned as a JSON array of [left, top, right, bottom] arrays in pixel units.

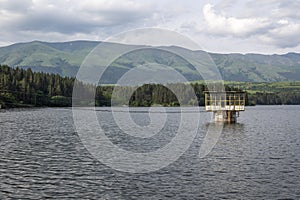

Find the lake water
[[0, 106, 299, 199]]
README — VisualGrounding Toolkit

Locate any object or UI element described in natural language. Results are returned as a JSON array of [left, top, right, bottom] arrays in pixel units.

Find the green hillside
[[0, 41, 98, 77], [1, 41, 300, 82], [211, 53, 300, 82]]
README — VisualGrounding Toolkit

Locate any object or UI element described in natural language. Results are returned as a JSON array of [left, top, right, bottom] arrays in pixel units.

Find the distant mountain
[[0, 41, 99, 77], [1, 40, 300, 82], [211, 52, 300, 82]]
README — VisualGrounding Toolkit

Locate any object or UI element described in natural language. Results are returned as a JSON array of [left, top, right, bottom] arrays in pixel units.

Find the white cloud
[[0, 0, 156, 34], [199, 2, 300, 50], [260, 22, 300, 48], [269, 0, 300, 18], [0, 0, 162, 47], [277, 19, 289, 25], [202, 4, 270, 37], [0, 0, 300, 53]]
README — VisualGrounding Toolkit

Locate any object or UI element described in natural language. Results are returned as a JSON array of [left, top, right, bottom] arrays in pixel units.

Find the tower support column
[[213, 111, 237, 123]]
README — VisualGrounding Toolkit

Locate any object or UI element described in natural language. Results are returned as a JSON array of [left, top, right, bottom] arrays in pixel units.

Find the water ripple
[[0, 106, 299, 199]]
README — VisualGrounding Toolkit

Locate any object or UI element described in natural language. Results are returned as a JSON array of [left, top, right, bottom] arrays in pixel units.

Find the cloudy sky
[[0, 0, 299, 54]]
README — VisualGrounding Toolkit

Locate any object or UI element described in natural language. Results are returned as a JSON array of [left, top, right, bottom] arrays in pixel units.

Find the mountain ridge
[[1, 40, 300, 82]]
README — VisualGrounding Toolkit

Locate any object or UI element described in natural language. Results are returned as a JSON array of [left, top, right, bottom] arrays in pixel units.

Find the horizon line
[[0, 40, 299, 56]]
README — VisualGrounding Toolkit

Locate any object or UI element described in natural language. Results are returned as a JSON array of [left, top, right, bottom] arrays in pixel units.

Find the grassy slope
[[1, 41, 300, 82], [0, 41, 98, 77], [224, 81, 300, 94]]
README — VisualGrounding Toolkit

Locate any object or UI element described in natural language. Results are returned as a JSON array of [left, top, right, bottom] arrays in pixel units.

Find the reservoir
[[0, 106, 299, 199]]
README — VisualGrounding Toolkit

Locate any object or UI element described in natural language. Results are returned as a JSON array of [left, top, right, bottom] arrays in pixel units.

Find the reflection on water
[[0, 106, 299, 199]]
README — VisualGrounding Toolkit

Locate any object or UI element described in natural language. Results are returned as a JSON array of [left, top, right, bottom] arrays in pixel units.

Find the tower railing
[[204, 91, 246, 122]]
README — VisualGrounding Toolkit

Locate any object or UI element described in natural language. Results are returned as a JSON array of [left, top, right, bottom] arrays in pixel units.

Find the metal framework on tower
[[204, 91, 246, 123]]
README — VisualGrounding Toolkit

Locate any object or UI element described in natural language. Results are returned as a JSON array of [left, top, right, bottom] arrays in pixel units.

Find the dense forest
[[0, 65, 74, 107], [1, 65, 300, 108], [225, 81, 300, 105]]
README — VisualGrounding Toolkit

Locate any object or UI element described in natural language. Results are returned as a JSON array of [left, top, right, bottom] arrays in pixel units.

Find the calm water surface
[[0, 106, 299, 199]]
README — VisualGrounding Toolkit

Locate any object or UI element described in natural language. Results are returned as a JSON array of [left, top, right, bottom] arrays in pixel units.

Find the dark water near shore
[[0, 106, 299, 199]]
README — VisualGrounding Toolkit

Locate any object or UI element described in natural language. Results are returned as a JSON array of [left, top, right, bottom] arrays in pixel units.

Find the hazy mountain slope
[[0, 41, 99, 76], [1, 41, 300, 82], [210, 53, 300, 82]]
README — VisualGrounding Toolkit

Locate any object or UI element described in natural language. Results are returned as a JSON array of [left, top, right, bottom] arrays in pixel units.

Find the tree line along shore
[[0, 65, 300, 108]]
